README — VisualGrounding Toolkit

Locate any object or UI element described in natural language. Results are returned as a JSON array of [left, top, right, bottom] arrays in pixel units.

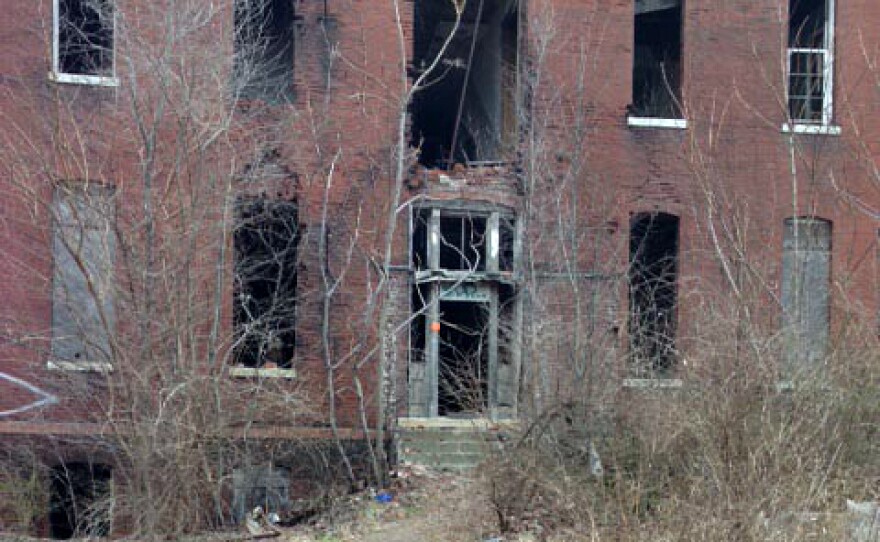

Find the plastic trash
[[374, 491, 393, 503]]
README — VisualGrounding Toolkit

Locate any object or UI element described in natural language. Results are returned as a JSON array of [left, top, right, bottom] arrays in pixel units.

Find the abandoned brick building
[[0, 0, 879, 537]]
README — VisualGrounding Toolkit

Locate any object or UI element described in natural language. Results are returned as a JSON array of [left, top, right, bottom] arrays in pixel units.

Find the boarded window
[[233, 198, 299, 368], [781, 217, 831, 372], [629, 212, 679, 375], [632, 0, 683, 118], [234, 0, 295, 101], [51, 184, 116, 365], [56, 0, 114, 77]]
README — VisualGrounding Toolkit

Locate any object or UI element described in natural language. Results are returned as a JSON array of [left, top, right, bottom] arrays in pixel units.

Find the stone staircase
[[396, 418, 516, 471]]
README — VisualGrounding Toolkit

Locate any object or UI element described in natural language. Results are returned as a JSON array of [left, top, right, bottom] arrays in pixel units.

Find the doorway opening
[[629, 212, 679, 374], [437, 300, 489, 416]]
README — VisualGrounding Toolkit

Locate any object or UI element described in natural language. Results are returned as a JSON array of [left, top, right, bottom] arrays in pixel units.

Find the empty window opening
[[437, 300, 489, 416], [234, 0, 295, 101], [632, 0, 683, 118], [411, 0, 519, 168], [440, 214, 487, 272], [628, 212, 679, 375], [788, 0, 833, 124], [49, 463, 112, 539], [56, 0, 114, 77], [232, 466, 290, 523], [781, 217, 831, 372], [51, 184, 116, 366], [234, 198, 299, 369]]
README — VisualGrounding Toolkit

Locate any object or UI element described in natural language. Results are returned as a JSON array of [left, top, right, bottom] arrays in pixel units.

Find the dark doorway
[[49, 463, 112, 539], [438, 300, 489, 416], [629, 212, 679, 374]]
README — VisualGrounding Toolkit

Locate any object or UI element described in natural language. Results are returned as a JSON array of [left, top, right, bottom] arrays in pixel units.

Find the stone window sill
[[781, 123, 841, 136], [627, 117, 688, 129], [49, 72, 119, 87], [622, 378, 683, 389], [229, 366, 297, 379], [47, 360, 113, 373]]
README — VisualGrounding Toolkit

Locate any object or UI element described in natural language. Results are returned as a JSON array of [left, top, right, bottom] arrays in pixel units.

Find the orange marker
[[430, 322, 441, 333]]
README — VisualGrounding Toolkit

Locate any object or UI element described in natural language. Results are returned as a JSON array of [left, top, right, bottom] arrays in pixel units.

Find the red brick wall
[[0, 0, 878, 439]]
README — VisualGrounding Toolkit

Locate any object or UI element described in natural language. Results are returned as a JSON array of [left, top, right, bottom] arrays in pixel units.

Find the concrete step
[[396, 418, 517, 471]]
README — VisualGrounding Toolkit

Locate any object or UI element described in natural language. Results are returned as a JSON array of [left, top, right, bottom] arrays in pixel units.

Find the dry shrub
[[483, 322, 880, 541]]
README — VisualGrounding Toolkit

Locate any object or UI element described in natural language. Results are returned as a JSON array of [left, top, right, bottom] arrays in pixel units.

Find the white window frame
[[50, 0, 119, 86], [786, 0, 834, 127]]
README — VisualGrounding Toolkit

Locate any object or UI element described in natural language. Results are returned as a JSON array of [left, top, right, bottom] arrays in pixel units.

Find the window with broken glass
[[788, 0, 834, 125], [53, 0, 115, 82], [233, 197, 299, 369], [409, 206, 519, 418]]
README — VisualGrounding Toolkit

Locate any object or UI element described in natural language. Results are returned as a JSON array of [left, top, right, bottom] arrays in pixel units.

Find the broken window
[[788, 0, 834, 124], [632, 0, 683, 118], [409, 205, 519, 418], [628, 212, 679, 375], [411, 0, 519, 167], [412, 208, 514, 274], [234, 0, 296, 101], [54, 0, 114, 80], [233, 197, 299, 369], [781, 217, 831, 373], [51, 184, 116, 367], [49, 463, 112, 539], [232, 466, 290, 522]]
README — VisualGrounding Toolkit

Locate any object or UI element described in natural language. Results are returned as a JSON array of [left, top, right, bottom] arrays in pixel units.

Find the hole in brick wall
[[49, 463, 112, 539], [411, 0, 518, 168], [632, 0, 682, 118], [628, 212, 679, 375]]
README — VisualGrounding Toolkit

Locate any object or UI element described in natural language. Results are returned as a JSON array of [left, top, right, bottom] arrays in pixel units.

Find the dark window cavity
[[234, 198, 299, 369], [781, 217, 831, 372], [629, 212, 679, 375], [57, 0, 114, 76], [411, 0, 519, 167], [234, 0, 296, 101], [49, 463, 112, 539], [51, 184, 116, 365], [632, 0, 683, 118]]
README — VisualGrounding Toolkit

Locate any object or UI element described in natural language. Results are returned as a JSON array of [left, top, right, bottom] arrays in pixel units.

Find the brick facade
[[1, 0, 879, 534]]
